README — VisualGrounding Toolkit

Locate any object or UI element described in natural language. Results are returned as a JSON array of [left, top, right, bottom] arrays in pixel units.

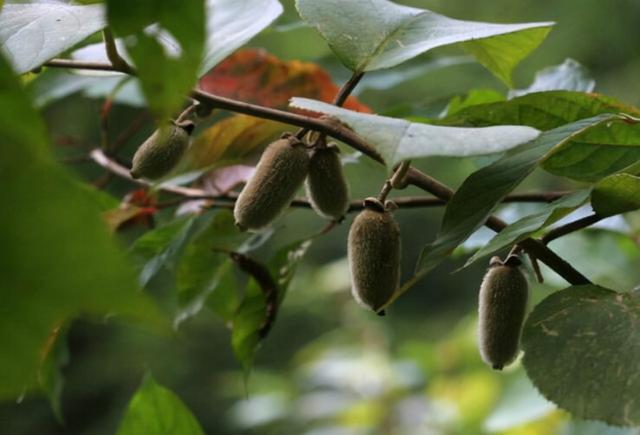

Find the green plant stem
[[102, 28, 135, 74]]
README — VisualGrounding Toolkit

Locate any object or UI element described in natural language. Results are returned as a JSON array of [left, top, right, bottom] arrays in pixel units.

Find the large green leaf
[[107, 0, 205, 120], [296, 0, 552, 84], [415, 114, 617, 277], [117, 374, 204, 435], [0, 3, 106, 74], [522, 285, 640, 426], [541, 120, 640, 182], [439, 91, 639, 131], [591, 173, 640, 217], [0, 54, 155, 398], [200, 0, 282, 75], [70, 0, 282, 77], [438, 91, 640, 182], [290, 97, 540, 167], [466, 189, 591, 267], [509, 58, 595, 98]]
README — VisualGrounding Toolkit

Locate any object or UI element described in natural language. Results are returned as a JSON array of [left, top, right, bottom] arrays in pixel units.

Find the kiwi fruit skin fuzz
[[234, 135, 310, 231], [348, 200, 401, 313], [130, 121, 194, 180], [478, 256, 529, 370], [305, 143, 350, 220]]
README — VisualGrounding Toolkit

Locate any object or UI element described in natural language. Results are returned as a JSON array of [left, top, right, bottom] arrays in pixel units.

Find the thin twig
[[44, 59, 129, 73], [88, 149, 569, 213], [191, 88, 385, 162], [528, 252, 544, 283], [378, 161, 411, 202], [541, 213, 604, 245], [296, 71, 366, 139], [102, 28, 135, 74]]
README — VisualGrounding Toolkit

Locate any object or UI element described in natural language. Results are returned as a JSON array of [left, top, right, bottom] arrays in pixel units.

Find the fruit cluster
[[130, 128, 530, 370]]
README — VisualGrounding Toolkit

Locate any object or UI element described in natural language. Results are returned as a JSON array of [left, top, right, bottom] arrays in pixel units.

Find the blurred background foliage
[[2, 0, 640, 434]]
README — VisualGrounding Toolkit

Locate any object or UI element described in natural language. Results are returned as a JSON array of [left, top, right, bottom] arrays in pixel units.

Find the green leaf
[[107, 0, 205, 120], [522, 285, 640, 426], [0, 54, 156, 398], [592, 173, 640, 217], [0, 3, 106, 73], [562, 420, 640, 435], [444, 88, 505, 117], [231, 280, 267, 373], [416, 114, 617, 277], [117, 373, 204, 435], [205, 260, 241, 322], [231, 239, 312, 372], [439, 91, 640, 131], [509, 58, 595, 98], [200, 0, 283, 75], [461, 26, 552, 86], [438, 91, 640, 182], [270, 239, 312, 303], [466, 189, 591, 266], [296, 0, 553, 84], [541, 120, 640, 182], [175, 210, 252, 325], [63, 0, 282, 78], [290, 97, 540, 167], [38, 326, 69, 423], [133, 216, 201, 287]]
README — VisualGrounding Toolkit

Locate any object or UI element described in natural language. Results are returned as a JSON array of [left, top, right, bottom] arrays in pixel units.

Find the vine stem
[[295, 71, 365, 140], [102, 28, 135, 74], [88, 149, 566, 212], [377, 161, 411, 202], [542, 213, 604, 244], [45, 58, 590, 287]]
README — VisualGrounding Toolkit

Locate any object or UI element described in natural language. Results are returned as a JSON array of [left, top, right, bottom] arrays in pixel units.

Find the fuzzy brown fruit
[[130, 121, 194, 180], [348, 198, 401, 314], [305, 143, 350, 220], [234, 135, 310, 231], [478, 256, 529, 370]]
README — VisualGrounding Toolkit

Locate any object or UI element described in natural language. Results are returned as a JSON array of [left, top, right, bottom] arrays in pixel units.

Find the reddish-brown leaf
[[103, 189, 157, 232], [199, 49, 371, 113]]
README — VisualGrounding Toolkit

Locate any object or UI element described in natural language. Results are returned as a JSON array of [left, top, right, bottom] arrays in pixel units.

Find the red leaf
[[199, 49, 371, 113]]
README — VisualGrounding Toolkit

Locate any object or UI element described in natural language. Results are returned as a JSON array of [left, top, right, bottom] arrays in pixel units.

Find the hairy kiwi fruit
[[305, 143, 350, 220], [478, 256, 529, 370], [130, 121, 194, 180], [348, 198, 401, 314], [234, 135, 310, 231]]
